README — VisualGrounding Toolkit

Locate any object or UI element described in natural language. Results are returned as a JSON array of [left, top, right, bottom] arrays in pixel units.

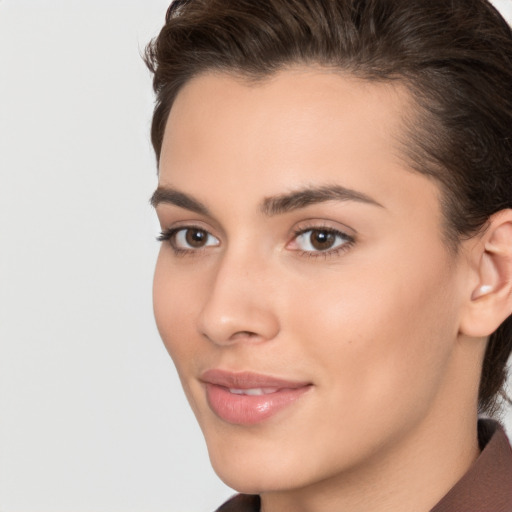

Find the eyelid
[[156, 219, 356, 259], [155, 208, 224, 237], [286, 220, 356, 257], [157, 224, 221, 254], [156, 217, 218, 236], [288, 219, 356, 241], [289, 227, 353, 248]]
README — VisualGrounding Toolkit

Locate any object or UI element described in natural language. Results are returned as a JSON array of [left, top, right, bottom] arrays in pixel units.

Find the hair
[[145, 0, 512, 415]]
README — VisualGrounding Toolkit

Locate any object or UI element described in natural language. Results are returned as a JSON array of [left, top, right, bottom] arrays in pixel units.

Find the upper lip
[[200, 369, 311, 390]]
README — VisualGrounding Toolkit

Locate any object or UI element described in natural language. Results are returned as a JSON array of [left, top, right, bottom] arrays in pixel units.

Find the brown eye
[[309, 230, 336, 250], [185, 228, 208, 248], [292, 227, 352, 254], [172, 227, 220, 250]]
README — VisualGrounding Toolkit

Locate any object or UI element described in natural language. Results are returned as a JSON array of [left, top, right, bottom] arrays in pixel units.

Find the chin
[[203, 425, 336, 496], [210, 456, 300, 495], [202, 429, 296, 493]]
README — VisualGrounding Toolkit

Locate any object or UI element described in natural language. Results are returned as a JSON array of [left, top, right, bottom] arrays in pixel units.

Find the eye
[[290, 228, 353, 254], [174, 227, 218, 249], [158, 227, 220, 252]]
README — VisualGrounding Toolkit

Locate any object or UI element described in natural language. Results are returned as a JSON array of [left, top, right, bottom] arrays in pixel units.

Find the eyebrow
[[150, 187, 210, 216], [261, 184, 384, 216], [150, 184, 383, 216]]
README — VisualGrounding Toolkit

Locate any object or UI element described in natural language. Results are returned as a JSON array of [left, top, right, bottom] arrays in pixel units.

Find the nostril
[[202, 329, 262, 346], [232, 330, 258, 339]]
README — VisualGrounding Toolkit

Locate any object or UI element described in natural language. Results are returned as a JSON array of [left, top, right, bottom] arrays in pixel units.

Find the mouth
[[227, 387, 280, 395], [200, 370, 312, 425]]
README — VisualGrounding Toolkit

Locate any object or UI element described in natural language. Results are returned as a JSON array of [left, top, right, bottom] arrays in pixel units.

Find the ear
[[460, 209, 512, 338]]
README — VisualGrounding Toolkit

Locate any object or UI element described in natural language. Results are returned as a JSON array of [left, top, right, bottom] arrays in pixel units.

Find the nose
[[197, 251, 280, 346]]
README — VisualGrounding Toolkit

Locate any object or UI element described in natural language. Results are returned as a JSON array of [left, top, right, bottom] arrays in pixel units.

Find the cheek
[[153, 250, 202, 365], [285, 244, 459, 424], [153, 251, 215, 420]]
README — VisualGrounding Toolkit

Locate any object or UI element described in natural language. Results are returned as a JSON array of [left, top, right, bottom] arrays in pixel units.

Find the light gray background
[[0, 1, 511, 511]]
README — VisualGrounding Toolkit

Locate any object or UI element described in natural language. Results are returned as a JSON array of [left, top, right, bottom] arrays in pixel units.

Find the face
[[152, 68, 470, 495]]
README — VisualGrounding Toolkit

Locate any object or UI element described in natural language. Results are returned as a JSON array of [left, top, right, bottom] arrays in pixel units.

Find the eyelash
[[157, 225, 355, 259], [157, 225, 213, 256], [290, 226, 355, 259]]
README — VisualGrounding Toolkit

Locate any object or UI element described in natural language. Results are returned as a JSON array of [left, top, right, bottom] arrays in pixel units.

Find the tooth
[[228, 387, 279, 395], [246, 388, 264, 396]]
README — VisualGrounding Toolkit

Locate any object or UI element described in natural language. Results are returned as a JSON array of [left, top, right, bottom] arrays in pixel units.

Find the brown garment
[[215, 419, 512, 512]]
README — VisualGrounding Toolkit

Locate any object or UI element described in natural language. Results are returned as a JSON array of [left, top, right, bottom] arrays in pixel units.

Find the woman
[[146, 0, 512, 510]]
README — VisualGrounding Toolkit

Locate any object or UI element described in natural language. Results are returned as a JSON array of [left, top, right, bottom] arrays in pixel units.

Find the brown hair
[[145, 0, 512, 415]]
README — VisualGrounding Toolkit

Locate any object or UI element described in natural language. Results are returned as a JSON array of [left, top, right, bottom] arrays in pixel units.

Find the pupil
[[311, 230, 334, 250], [186, 229, 206, 247]]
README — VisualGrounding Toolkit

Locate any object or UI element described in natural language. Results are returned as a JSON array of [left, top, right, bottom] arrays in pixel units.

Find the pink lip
[[200, 370, 312, 426]]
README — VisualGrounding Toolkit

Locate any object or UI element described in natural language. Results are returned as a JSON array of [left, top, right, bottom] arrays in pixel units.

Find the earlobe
[[470, 251, 500, 301], [471, 284, 493, 300], [460, 209, 512, 338]]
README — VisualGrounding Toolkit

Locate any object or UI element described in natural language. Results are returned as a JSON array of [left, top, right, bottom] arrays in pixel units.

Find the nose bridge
[[197, 242, 280, 345]]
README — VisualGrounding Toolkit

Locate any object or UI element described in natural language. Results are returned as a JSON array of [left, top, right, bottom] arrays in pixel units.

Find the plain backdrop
[[0, 1, 511, 511]]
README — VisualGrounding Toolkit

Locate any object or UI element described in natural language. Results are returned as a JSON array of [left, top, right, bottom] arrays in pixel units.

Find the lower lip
[[205, 383, 311, 425]]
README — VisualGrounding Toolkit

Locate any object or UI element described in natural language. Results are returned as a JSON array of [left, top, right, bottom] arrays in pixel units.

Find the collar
[[430, 419, 512, 511]]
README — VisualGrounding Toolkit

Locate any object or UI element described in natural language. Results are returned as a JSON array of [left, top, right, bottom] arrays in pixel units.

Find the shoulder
[[215, 493, 260, 512]]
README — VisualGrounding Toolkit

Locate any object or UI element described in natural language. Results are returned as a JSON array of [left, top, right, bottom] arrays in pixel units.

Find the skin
[[152, 68, 490, 512]]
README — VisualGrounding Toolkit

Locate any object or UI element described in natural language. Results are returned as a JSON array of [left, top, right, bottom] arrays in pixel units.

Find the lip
[[200, 370, 312, 426]]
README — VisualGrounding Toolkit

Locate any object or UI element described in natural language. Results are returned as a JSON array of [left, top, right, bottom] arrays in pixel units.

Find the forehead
[[159, 66, 439, 222], [162, 67, 413, 166]]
